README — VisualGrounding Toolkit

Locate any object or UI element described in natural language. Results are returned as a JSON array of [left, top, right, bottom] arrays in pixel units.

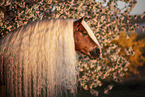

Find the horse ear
[[74, 16, 85, 27], [79, 16, 85, 23]]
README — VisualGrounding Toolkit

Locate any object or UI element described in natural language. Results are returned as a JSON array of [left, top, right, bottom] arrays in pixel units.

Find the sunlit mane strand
[[0, 19, 77, 97]]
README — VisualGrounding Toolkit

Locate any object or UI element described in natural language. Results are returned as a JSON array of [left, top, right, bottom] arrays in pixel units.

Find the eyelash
[[82, 32, 88, 36]]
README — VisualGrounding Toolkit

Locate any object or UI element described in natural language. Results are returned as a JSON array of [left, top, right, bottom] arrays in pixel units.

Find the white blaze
[[81, 20, 101, 52]]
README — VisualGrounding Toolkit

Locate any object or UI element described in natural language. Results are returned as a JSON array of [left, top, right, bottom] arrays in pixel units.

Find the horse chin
[[80, 50, 100, 59], [89, 55, 99, 59]]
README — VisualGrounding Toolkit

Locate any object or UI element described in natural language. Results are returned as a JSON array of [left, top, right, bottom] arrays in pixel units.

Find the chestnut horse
[[0, 17, 101, 97], [74, 17, 101, 59]]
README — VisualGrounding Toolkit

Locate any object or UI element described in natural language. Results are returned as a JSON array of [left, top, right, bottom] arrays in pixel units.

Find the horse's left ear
[[74, 16, 85, 26], [78, 16, 85, 23], [79, 16, 85, 23]]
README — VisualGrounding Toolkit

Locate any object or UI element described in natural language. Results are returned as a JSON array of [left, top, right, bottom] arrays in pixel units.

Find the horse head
[[73, 17, 101, 59]]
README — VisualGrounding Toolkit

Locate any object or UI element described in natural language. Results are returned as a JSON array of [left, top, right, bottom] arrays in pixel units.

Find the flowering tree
[[0, 0, 144, 96]]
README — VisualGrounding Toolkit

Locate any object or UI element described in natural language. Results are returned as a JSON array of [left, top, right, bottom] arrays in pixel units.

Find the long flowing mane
[[0, 19, 77, 97]]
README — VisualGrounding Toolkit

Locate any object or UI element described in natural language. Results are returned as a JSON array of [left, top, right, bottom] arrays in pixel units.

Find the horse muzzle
[[89, 47, 100, 59]]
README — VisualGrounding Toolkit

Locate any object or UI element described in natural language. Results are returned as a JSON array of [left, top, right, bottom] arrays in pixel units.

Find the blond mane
[[0, 19, 77, 97]]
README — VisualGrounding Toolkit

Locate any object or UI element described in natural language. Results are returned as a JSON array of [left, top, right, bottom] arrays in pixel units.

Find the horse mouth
[[89, 47, 100, 59]]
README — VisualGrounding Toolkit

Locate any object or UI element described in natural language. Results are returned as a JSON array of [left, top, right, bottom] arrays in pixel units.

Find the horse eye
[[82, 32, 88, 36], [78, 28, 88, 36]]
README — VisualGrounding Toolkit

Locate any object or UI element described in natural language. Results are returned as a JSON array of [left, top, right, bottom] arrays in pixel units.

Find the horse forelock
[[81, 20, 101, 52]]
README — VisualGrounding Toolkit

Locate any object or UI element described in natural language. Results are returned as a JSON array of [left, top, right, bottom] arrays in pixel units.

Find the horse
[[0, 16, 101, 97]]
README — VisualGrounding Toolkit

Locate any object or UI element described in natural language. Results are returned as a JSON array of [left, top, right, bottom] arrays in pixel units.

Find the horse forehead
[[81, 20, 101, 50]]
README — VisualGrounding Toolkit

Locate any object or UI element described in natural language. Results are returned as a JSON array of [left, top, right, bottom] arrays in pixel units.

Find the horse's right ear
[[74, 16, 85, 27]]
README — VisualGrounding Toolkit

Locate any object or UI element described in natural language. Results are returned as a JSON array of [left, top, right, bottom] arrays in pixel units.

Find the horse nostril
[[89, 47, 100, 59]]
